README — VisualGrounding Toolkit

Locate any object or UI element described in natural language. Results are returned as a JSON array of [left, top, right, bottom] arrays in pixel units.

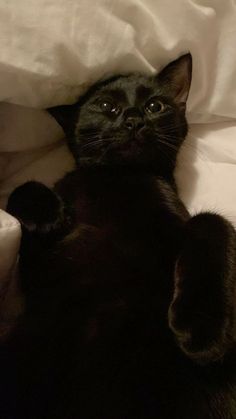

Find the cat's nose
[[124, 108, 144, 132], [124, 117, 145, 131]]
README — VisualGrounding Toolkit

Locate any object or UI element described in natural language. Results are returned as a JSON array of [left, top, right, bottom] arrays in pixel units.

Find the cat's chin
[[78, 134, 174, 173], [116, 139, 143, 155], [100, 142, 149, 167], [78, 139, 143, 166]]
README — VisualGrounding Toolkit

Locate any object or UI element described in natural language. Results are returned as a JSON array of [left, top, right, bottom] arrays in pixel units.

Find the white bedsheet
[[0, 0, 236, 123]]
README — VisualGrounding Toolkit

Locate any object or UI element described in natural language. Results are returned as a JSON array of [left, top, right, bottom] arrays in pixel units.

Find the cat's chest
[[54, 170, 185, 306], [52, 183, 179, 324], [61, 170, 182, 243]]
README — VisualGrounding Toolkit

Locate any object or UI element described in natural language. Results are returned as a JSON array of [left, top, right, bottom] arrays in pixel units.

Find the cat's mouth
[[100, 130, 156, 164], [117, 126, 153, 147], [117, 140, 142, 155], [78, 128, 159, 167], [109, 131, 149, 154]]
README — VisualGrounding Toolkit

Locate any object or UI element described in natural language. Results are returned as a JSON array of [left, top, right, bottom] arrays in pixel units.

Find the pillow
[[0, 102, 74, 208], [0, 0, 236, 123]]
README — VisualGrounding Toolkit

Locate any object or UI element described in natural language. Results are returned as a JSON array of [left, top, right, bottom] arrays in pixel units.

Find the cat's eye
[[145, 98, 165, 114], [99, 100, 120, 115]]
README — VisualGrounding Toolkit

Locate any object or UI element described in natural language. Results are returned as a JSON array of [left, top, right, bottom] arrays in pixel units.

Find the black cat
[[2, 54, 236, 419]]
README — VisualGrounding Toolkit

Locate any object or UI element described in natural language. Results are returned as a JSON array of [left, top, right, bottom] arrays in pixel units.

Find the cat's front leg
[[7, 181, 71, 240], [168, 213, 236, 364]]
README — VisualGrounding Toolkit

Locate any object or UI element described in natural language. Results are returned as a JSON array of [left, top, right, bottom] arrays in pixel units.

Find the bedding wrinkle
[[0, 0, 235, 119]]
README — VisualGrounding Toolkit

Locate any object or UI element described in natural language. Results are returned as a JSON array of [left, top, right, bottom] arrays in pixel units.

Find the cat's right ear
[[47, 103, 79, 134], [156, 53, 192, 107]]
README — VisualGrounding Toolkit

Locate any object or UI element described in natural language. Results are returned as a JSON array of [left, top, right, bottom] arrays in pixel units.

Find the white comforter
[[1, 0, 236, 283]]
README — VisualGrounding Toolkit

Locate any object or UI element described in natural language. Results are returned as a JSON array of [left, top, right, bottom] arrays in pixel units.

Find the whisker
[[184, 133, 210, 163], [80, 138, 115, 152], [157, 138, 179, 152], [80, 140, 105, 151], [155, 142, 176, 164], [153, 130, 209, 164], [154, 121, 187, 132]]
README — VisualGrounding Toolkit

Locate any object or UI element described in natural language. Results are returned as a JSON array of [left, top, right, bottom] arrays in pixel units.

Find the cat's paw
[[168, 213, 236, 365], [7, 181, 66, 237], [168, 275, 233, 365]]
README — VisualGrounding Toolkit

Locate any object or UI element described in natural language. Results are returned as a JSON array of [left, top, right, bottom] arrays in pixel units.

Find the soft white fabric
[[0, 102, 74, 208], [176, 122, 236, 227], [0, 0, 236, 124], [0, 210, 21, 288]]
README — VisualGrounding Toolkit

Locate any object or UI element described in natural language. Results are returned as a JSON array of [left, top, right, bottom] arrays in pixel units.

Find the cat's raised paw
[[168, 292, 232, 365], [168, 212, 236, 365], [7, 181, 66, 237]]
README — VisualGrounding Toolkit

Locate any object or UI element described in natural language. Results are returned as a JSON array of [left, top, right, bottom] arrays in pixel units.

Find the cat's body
[[1, 54, 236, 418]]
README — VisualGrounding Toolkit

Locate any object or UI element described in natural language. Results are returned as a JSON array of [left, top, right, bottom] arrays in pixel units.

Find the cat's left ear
[[47, 103, 79, 135], [156, 53, 192, 108]]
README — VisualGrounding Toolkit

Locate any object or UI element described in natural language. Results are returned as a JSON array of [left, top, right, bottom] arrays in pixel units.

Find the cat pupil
[[100, 100, 116, 113], [146, 99, 164, 114], [99, 97, 164, 117]]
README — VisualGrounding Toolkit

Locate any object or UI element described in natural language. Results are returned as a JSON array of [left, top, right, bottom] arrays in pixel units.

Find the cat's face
[[50, 54, 192, 176]]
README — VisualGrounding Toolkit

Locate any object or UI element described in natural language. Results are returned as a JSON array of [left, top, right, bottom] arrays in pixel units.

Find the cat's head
[[49, 53, 192, 176]]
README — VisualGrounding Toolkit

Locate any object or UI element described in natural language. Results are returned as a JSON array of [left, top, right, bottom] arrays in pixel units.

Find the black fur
[[2, 54, 236, 419]]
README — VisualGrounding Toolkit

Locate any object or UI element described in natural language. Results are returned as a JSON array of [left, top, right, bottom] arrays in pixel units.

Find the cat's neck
[[56, 165, 178, 211], [75, 163, 176, 186]]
